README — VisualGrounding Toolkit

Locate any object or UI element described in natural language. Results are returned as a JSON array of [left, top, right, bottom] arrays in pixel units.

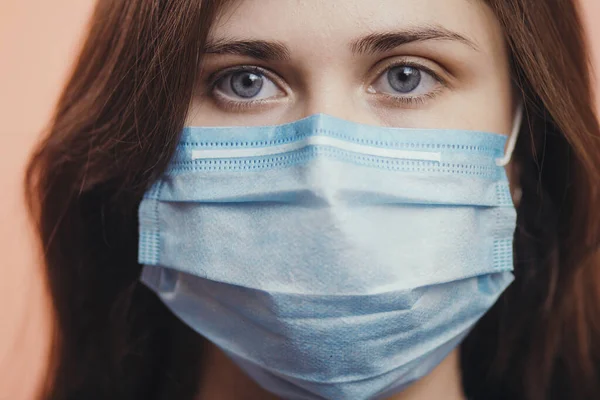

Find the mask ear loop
[[495, 102, 524, 167]]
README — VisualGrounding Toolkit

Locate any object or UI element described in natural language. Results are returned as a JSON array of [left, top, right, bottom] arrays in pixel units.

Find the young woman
[[26, 0, 600, 399]]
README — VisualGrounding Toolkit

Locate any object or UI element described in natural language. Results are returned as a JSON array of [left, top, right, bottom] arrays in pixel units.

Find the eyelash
[[206, 65, 278, 111], [206, 61, 446, 110], [371, 60, 446, 106]]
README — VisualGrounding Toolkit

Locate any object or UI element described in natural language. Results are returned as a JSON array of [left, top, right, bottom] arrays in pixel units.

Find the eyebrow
[[350, 26, 480, 54], [204, 26, 479, 61], [204, 39, 291, 61]]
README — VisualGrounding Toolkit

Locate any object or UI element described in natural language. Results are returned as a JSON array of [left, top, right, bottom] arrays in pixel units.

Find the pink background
[[1, 1, 599, 398]]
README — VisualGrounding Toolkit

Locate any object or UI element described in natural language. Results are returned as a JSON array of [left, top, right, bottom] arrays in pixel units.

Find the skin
[[185, 0, 516, 399]]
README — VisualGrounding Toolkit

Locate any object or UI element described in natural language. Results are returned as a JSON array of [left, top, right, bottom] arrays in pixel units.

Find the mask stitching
[[168, 147, 502, 178], [179, 127, 503, 153]]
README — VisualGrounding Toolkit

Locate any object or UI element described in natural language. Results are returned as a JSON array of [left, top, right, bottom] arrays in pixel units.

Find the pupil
[[242, 74, 255, 87], [396, 69, 410, 81], [388, 66, 421, 93], [231, 72, 264, 98]]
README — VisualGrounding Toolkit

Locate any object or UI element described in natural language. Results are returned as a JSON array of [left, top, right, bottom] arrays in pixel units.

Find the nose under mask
[[139, 111, 520, 400]]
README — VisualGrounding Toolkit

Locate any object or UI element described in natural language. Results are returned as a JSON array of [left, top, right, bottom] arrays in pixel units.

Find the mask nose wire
[[495, 102, 524, 167]]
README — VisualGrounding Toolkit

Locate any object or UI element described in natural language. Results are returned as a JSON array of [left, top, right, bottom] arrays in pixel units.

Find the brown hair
[[25, 1, 600, 399]]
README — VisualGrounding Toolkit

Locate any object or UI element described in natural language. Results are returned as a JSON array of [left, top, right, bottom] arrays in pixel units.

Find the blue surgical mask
[[139, 111, 521, 400]]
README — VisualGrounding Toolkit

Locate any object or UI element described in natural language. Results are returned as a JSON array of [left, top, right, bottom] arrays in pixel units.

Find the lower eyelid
[[210, 89, 287, 112], [374, 86, 445, 108]]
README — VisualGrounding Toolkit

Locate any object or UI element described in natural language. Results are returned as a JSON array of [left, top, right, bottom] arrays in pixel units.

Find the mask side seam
[[138, 178, 165, 266]]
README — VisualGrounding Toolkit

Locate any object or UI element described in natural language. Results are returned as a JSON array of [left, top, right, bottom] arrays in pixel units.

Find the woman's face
[[186, 0, 514, 136]]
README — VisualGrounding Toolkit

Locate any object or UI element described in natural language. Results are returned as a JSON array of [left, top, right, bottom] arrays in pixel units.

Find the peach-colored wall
[[1, 1, 599, 399], [0, 2, 96, 399], [584, 0, 600, 108]]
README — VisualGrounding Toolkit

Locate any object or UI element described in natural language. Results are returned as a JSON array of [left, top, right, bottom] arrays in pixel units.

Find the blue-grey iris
[[387, 66, 421, 93], [230, 71, 264, 98]]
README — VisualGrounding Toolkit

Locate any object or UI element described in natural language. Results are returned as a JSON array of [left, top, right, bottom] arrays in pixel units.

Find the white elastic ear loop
[[495, 102, 524, 167]]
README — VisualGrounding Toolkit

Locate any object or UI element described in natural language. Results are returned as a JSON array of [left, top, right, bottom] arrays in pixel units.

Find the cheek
[[376, 88, 513, 133], [186, 97, 295, 127]]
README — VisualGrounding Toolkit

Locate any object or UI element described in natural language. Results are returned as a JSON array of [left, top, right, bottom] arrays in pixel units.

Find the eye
[[213, 67, 283, 101], [370, 64, 441, 98]]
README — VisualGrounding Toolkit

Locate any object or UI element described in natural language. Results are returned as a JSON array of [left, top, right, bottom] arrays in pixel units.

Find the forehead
[[211, 0, 505, 55]]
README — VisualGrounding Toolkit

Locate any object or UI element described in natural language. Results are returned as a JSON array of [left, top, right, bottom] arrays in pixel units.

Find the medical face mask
[[138, 110, 521, 400]]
